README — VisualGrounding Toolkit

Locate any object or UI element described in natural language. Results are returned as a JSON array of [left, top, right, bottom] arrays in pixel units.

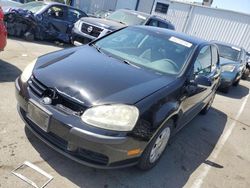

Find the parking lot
[[0, 38, 250, 188]]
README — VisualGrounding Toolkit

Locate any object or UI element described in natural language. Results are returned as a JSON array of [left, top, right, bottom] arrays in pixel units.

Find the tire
[[137, 119, 173, 170], [200, 92, 215, 115], [242, 69, 250, 80], [233, 79, 240, 86], [24, 31, 35, 41]]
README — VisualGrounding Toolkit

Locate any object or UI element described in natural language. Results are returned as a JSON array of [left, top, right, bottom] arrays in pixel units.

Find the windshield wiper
[[122, 59, 140, 68], [118, 21, 126, 25], [90, 43, 102, 53]]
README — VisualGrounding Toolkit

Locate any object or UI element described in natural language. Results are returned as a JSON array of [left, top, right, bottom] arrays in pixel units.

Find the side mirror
[[195, 75, 212, 87]]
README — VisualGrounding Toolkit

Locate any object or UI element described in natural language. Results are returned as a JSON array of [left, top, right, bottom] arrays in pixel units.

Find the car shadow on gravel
[[217, 84, 249, 99], [25, 107, 227, 188], [0, 59, 21, 82]]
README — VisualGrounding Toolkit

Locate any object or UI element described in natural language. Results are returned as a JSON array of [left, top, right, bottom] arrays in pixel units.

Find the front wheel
[[242, 69, 250, 80], [137, 120, 173, 170], [233, 79, 240, 86]]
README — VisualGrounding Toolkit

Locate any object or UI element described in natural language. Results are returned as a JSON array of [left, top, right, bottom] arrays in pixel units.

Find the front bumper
[[15, 78, 145, 169], [71, 27, 96, 45], [219, 71, 240, 88]]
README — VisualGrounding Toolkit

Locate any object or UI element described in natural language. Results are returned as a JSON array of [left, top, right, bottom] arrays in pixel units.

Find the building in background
[[150, 0, 250, 51], [71, 0, 250, 51]]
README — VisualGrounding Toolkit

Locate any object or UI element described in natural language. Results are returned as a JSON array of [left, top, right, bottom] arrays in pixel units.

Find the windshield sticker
[[232, 46, 241, 51], [169, 37, 192, 48], [137, 15, 147, 20]]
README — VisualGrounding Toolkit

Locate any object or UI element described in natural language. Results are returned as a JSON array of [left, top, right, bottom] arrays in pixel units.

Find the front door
[[43, 5, 69, 35], [180, 45, 214, 125]]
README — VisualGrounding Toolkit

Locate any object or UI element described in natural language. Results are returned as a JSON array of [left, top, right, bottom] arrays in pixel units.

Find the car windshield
[[106, 10, 149, 25], [216, 43, 241, 62], [94, 27, 195, 75], [20, 2, 47, 13]]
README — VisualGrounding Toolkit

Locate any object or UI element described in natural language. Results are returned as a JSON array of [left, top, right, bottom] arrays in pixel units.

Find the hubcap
[[149, 127, 171, 163]]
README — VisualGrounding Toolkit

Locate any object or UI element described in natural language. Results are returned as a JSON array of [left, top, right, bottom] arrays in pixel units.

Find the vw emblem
[[41, 97, 52, 105], [87, 26, 93, 33]]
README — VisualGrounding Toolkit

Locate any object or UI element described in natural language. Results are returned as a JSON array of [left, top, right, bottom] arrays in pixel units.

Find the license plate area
[[27, 100, 51, 132]]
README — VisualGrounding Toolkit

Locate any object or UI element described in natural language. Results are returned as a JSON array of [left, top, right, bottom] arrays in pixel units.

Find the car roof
[[40, 1, 80, 9], [133, 25, 207, 46], [118, 9, 150, 17], [116, 9, 174, 26]]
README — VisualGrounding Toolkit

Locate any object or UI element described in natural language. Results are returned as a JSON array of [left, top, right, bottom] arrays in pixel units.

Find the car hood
[[33, 46, 174, 107], [79, 17, 125, 31], [219, 57, 239, 66]]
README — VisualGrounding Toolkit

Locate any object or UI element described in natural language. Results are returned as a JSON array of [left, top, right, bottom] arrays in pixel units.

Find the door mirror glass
[[195, 75, 212, 86]]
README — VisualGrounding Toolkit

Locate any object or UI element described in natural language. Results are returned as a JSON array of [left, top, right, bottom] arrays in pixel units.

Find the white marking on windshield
[[137, 15, 146, 20], [232, 46, 241, 51], [169, 36, 193, 48]]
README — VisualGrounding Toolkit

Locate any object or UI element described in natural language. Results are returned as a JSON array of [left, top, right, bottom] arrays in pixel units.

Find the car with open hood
[[16, 26, 220, 170], [71, 9, 175, 45], [215, 42, 247, 93]]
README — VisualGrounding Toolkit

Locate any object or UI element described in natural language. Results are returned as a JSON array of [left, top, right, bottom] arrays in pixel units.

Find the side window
[[194, 46, 212, 76], [46, 6, 65, 20], [67, 8, 83, 22], [211, 45, 219, 71], [147, 19, 158, 27], [241, 49, 246, 62], [158, 21, 169, 29]]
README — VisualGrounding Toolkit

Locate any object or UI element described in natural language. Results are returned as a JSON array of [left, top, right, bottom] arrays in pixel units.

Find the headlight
[[20, 59, 36, 83], [221, 65, 235, 72], [238, 65, 244, 72], [81, 104, 139, 131], [74, 20, 81, 28]]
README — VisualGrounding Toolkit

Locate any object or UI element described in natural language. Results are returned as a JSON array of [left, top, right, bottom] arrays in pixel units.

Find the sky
[[188, 0, 250, 14]]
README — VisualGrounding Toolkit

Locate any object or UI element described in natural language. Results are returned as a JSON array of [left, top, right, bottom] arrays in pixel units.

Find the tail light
[[0, 7, 4, 21]]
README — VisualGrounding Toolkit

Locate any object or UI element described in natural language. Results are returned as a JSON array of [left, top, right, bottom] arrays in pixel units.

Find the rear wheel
[[137, 120, 173, 170], [233, 79, 240, 86], [24, 31, 35, 41]]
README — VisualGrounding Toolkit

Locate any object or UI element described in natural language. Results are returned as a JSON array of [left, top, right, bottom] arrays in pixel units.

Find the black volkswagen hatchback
[[16, 26, 220, 170]]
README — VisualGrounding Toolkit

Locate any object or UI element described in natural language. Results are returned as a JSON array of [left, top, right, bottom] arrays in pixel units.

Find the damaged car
[[16, 26, 220, 170], [4, 1, 87, 43]]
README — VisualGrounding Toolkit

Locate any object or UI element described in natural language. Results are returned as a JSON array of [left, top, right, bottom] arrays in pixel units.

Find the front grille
[[28, 76, 85, 115], [28, 76, 47, 97], [81, 23, 103, 38]]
